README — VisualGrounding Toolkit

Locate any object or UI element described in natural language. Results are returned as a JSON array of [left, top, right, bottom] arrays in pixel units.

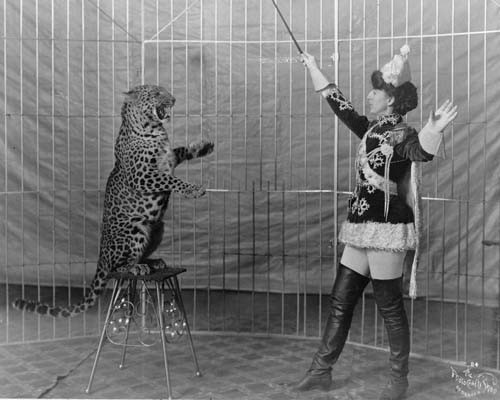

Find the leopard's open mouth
[[156, 105, 172, 122]]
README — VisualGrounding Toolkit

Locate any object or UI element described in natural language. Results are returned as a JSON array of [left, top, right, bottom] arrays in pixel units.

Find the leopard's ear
[[123, 89, 140, 101]]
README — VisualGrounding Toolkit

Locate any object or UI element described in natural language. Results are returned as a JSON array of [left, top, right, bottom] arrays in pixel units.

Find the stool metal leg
[[156, 282, 173, 400], [172, 276, 201, 376], [85, 279, 122, 394], [119, 280, 136, 369]]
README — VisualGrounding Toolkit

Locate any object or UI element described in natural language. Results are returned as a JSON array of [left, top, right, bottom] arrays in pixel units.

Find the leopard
[[13, 84, 214, 317]]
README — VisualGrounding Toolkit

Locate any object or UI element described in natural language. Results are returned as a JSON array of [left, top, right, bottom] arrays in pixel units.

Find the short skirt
[[338, 220, 416, 252]]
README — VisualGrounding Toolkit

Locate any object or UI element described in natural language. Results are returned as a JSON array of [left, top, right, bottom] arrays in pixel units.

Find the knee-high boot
[[295, 264, 370, 391], [371, 277, 410, 400]]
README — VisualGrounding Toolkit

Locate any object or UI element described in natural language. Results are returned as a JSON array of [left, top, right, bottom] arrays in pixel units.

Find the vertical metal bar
[[140, 0, 144, 84], [96, 0, 102, 334], [207, 187, 211, 331], [464, 198, 469, 362], [199, 0, 204, 180], [450, 0, 455, 198], [155, 0, 159, 84], [51, 0, 56, 339], [66, 0, 72, 338], [473, 0, 485, 366], [184, 0, 189, 179], [229, 0, 233, 189], [288, 0, 292, 186], [464, 0, 472, 364], [497, 201, 500, 370], [420, 0, 425, 355], [111, 0, 116, 142], [125, 0, 129, 88], [222, 188, 226, 331], [266, 181, 271, 333], [35, 0, 41, 341], [81, 0, 88, 335], [244, 0, 248, 190], [2, 0, 8, 344], [425, 196, 430, 353], [273, 1, 278, 187], [333, 0, 339, 280], [317, 0, 324, 339], [194, 0, 203, 332], [433, 0, 439, 196], [405, 0, 415, 352], [258, 0, 263, 189], [376, 0, 379, 67], [359, 0, 367, 346], [17, 0, 25, 342], [303, 0, 308, 188], [214, 0, 219, 186], [481, 0, 488, 369], [294, 190, 299, 335], [303, 193, 307, 336], [281, 182, 285, 335], [169, 0, 174, 267], [333, 0, 340, 343], [192, 197, 197, 331], [302, 0, 308, 338], [237, 183, 241, 331], [440, 201, 445, 359], [451, 0, 457, 363], [456, 198, 462, 361], [390, 0, 394, 54], [177, 196, 182, 274], [251, 181, 255, 332]]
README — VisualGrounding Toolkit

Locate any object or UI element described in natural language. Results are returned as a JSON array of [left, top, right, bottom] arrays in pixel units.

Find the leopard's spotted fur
[[13, 85, 214, 317]]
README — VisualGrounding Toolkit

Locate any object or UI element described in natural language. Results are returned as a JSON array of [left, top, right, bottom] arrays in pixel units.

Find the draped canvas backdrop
[[1, 0, 500, 306]]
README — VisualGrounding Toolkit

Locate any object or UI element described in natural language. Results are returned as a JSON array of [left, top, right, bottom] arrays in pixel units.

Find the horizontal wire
[[0, 188, 495, 205], [143, 28, 500, 45], [0, 36, 140, 43]]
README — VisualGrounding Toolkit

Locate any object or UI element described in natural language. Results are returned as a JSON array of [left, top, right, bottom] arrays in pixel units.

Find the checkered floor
[[0, 333, 498, 399]]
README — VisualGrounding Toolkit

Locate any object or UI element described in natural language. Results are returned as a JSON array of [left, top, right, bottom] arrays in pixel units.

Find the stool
[[85, 266, 201, 400]]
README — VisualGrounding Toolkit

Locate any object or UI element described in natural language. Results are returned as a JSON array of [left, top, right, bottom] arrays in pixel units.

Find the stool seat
[[108, 267, 186, 281], [85, 262, 200, 400]]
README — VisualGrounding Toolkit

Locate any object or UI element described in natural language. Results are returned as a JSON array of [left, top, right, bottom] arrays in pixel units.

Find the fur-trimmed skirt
[[338, 220, 416, 252]]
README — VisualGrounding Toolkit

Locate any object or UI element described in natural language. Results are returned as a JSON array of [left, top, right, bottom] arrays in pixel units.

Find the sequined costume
[[322, 84, 434, 252]]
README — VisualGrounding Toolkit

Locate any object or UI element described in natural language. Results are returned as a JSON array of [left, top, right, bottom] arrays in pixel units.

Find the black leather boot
[[372, 277, 410, 400], [295, 264, 370, 392]]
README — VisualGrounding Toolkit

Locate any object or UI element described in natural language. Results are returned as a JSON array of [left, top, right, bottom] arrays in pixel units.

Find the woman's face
[[367, 88, 394, 116]]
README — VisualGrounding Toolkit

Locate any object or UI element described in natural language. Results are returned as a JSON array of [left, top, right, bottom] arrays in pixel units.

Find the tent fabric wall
[[1, 0, 500, 306]]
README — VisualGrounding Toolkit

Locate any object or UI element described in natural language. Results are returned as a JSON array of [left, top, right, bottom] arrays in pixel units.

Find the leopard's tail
[[12, 267, 109, 318]]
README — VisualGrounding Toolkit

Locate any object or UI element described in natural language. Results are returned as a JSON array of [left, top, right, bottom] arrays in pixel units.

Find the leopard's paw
[[129, 265, 151, 276], [189, 140, 214, 158], [183, 184, 206, 199]]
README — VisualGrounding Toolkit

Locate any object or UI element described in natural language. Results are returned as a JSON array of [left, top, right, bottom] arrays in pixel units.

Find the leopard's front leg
[[173, 140, 214, 166]]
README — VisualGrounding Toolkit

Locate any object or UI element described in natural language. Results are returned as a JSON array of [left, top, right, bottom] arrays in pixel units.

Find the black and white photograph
[[0, 1, 499, 399]]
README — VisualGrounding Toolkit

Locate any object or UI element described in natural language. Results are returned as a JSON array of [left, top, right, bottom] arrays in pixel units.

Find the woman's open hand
[[428, 100, 458, 132]]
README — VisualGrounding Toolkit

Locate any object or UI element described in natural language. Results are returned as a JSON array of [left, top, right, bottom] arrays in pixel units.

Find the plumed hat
[[380, 44, 412, 87]]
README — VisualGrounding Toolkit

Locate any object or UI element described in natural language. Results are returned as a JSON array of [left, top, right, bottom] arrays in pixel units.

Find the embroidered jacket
[[323, 83, 434, 252]]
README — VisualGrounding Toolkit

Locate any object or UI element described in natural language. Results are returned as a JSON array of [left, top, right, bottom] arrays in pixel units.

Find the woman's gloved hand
[[299, 52, 330, 92], [427, 99, 458, 132], [419, 99, 458, 156]]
